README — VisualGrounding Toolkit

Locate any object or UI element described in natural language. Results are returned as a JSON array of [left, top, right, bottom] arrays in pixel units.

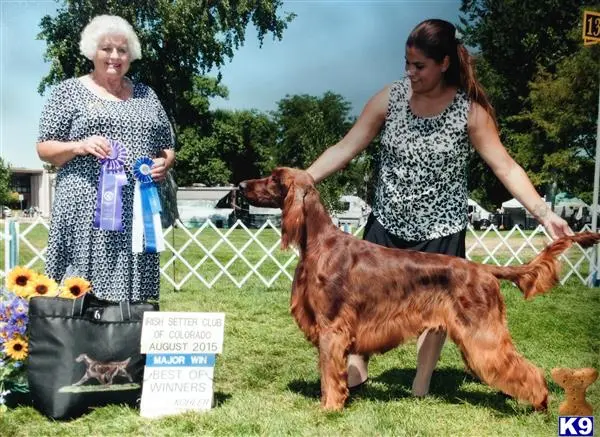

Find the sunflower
[[4, 336, 28, 361], [26, 275, 59, 297], [59, 277, 91, 299], [6, 266, 36, 297]]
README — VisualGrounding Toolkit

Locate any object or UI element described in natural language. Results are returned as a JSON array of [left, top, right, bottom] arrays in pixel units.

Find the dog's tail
[[482, 232, 600, 299]]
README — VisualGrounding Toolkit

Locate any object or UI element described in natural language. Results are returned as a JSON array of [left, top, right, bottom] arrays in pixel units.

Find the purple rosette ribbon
[[93, 140, 128, 231]]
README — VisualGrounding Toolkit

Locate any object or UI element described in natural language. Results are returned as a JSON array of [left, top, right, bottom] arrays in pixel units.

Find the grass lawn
[[1, 278, 598, 436]]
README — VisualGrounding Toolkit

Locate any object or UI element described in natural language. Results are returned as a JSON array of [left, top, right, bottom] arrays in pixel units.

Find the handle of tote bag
[[70, 294, 133, 321], [71, 294, 89, 318]]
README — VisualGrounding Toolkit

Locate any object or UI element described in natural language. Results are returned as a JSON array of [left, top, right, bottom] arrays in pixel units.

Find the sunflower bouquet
[[0, 266, 91, 410]]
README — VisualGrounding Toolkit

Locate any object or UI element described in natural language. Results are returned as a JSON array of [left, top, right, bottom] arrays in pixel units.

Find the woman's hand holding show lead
[[74, 135, 111, 160]]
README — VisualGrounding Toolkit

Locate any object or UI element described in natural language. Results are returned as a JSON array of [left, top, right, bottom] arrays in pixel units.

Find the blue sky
[[0, 0, 461, 169]]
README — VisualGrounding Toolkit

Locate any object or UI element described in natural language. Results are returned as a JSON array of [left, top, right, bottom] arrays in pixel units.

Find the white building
[[10, 168, 55, 216]]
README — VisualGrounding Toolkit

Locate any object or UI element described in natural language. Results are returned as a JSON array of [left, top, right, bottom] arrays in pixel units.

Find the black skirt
[[362, 214, 466, 258]]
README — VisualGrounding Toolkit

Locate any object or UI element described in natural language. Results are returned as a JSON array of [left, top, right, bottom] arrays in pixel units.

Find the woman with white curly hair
[[36, 15, 175, 302]]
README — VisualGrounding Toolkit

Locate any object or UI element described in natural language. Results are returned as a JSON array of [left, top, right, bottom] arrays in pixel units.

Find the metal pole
[[591, 69, 600, 286], [3, 219, 9, 278], [172, 224, 177, 292], [11, 221, 18, 270]]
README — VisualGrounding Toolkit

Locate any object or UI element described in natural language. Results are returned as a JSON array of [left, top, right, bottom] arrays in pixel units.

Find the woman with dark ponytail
[[306, 18, 572, 396]]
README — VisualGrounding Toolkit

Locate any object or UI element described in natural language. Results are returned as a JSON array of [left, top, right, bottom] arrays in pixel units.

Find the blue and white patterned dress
[[37, 78, 173, 302]]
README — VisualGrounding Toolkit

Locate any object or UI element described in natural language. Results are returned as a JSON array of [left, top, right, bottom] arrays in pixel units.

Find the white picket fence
[[0, 217, 598, 289]]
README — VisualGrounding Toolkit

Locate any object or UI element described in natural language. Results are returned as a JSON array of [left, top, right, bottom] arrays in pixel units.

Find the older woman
[[36, 15, 175, 302]]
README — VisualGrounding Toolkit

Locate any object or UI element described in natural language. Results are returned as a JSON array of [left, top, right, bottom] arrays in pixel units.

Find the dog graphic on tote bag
[[73, 353, 134, 386]]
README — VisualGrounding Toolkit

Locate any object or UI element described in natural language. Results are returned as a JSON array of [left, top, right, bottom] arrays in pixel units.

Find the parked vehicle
[[23, 207, 42, 217], [1, 206, 12, 218], [331, 195, 371, 228], [178, 199, 234, 229], [177, 187, 236, 229], [230, 191, 281, 229]]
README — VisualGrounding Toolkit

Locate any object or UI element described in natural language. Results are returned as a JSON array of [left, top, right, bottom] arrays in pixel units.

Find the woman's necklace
[[90, 73, 130, 101]]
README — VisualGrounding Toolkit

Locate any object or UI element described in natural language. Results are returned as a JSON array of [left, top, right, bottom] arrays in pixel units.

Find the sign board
[[583, 10, 600, 45], [140, 312, 225, 354], [139, 312, 225, 418], [140, 353, 216, 417]]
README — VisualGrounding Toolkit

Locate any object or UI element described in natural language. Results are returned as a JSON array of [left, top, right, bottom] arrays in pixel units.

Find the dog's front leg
[[72, 373, 90, 386], [319, 329, 351, 411]]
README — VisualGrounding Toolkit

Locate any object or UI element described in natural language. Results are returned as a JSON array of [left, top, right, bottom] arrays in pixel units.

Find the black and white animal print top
[[372, 77, 471, 241]]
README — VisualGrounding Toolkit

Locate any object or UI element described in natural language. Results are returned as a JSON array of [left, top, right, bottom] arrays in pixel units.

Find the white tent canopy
[[468, 198, 492, 217], [554, 196, 589, 219], [501, 198, 524, 209], [555, 198, 588, 208]]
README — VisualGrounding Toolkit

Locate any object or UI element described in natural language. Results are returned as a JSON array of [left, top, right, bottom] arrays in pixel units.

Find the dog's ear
[[301, 185, 320, 216], [281, 181, 306, 250]]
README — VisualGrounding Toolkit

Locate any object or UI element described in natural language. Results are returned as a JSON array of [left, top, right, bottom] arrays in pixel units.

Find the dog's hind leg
[[452, 321, 548, 410], [319, 329, 352, 410], [119, 368, 134, 382]]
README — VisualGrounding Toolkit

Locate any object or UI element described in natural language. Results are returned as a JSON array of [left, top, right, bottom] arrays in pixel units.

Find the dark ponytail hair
[[406, 19, 497, 126]]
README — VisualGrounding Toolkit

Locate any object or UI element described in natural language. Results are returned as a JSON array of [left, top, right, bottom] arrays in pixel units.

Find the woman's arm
[[306, 86, 390, 183], [36, 136, 111, 167], [468, 103, 572, 239]]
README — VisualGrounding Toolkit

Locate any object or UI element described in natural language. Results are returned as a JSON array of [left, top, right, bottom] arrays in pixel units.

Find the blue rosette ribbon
[[93, 140, 128, 231], [132, 157, 164, 253]]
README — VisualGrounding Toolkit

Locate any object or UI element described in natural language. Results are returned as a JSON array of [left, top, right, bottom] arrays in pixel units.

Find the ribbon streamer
[[132, 157, 164, 253], [93, 140, 128, 231]]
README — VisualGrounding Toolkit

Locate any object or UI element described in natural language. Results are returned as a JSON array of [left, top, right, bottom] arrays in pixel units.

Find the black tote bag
[[27, 294, 158, 420]]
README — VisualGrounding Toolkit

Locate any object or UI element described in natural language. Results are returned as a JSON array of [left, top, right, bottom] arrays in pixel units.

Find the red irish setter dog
[[238, 167, 600, 411]]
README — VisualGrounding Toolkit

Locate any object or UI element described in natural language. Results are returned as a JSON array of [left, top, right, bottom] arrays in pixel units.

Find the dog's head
[[239, 167, 317, 249], [238, 167, 314, 208]]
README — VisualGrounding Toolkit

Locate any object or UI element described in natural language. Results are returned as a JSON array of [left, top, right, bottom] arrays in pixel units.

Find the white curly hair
[[79, 15, 142, 61]]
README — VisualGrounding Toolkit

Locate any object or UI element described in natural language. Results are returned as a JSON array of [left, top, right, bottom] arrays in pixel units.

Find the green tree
[[272, 92, 376, 210], [459, 1, 597, 208], [37, 0, 295, 174], [522, 35, 599, 204], [459, 0, 593, 117], [176, 109, 278, 187], [0, 158, 12, 207]]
